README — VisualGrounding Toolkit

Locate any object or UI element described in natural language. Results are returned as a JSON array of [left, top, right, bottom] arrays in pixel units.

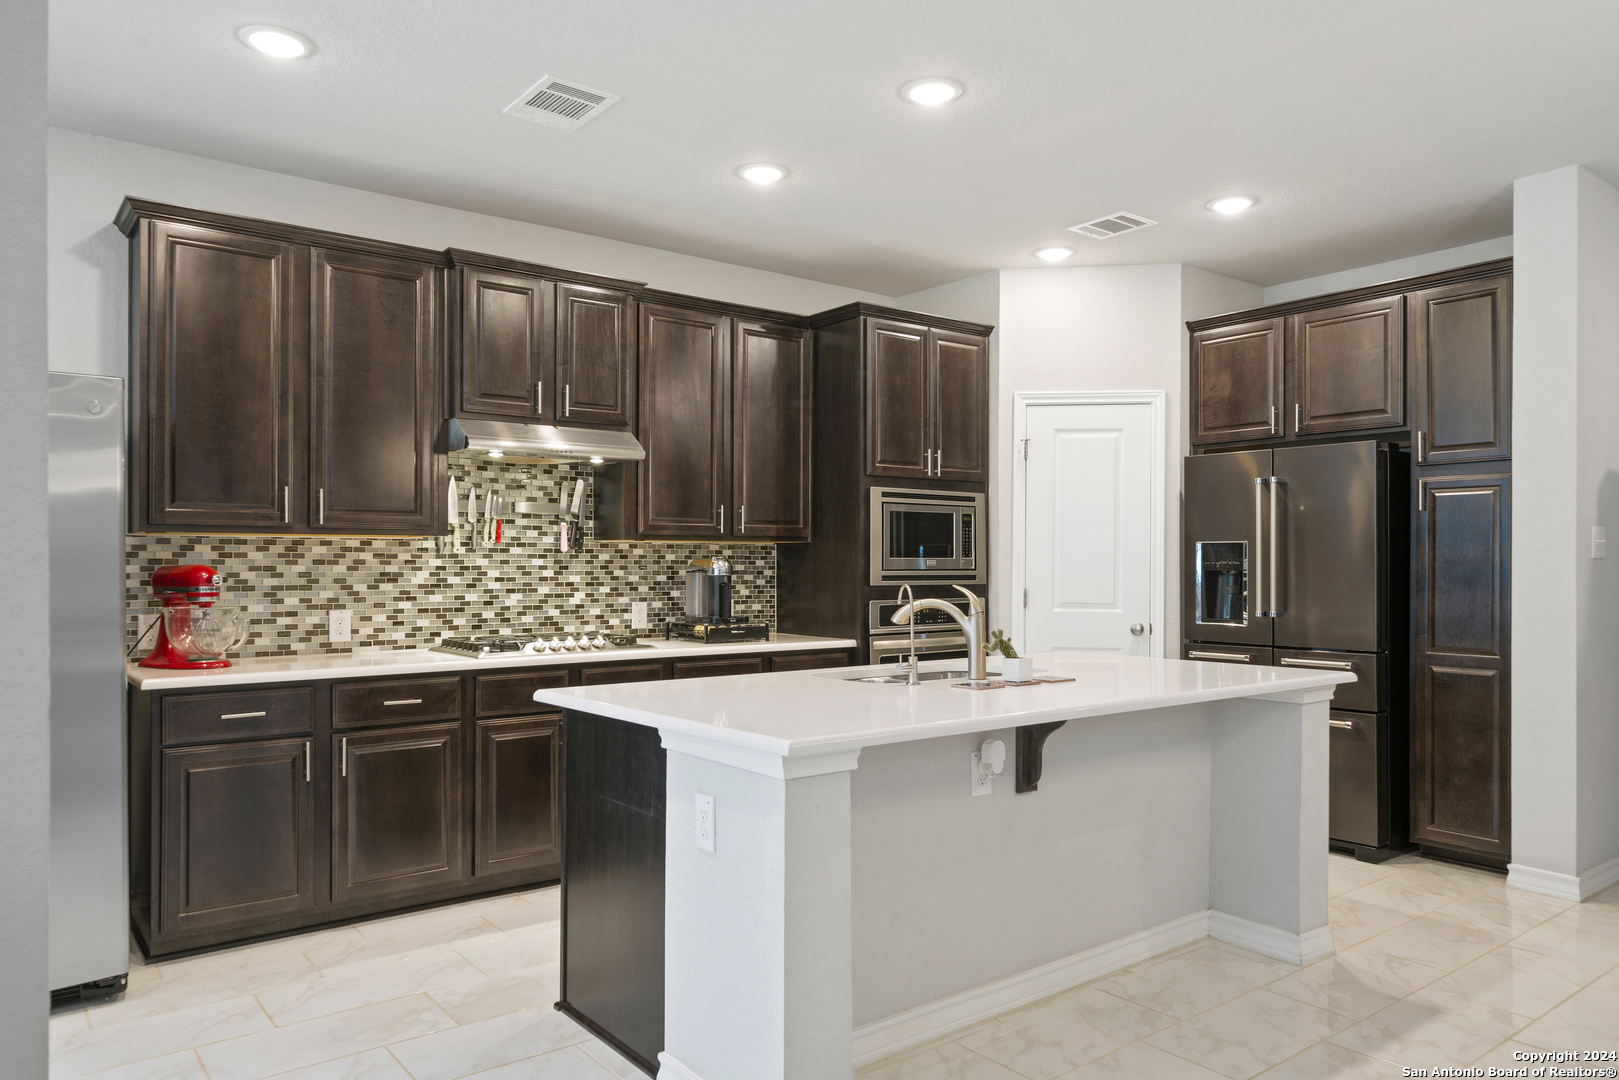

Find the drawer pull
[[1280, 657, 1356, 671], [1189, 650, 1251, 662], [383, 699, 424, 706], [219, 710, 268, 719], [341, 736, 348, 777], [303, 740, 311, 783], [1328, 718, 1357, 730]]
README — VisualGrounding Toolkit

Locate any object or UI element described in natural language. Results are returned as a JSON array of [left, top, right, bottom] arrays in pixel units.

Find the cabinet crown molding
[[116, 197, 446, 263], [807, 301, 995, 337], [444, 248, 645, 293]]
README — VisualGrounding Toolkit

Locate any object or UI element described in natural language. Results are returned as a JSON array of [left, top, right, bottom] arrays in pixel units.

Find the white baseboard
[[657, 1051, 703, 1080], [852, 910, 1210, 1068], [1510, 853, 1619, 902], [1209, 911, 1334, 965]]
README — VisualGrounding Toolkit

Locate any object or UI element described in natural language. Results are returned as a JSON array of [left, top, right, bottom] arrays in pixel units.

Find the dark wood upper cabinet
[[929, 330, 989, 482], [133, 219, 301, 532], [1190, 318, 1284, 445], [638, 304, 730, 538], [474, 715, 561, 878], [1411, 465, 1511, 861], [309, 248, 442, 535], [732, 320, 812, 539], [1288, 296, 1405, 436], [557, 284, 635, 428], [454, 267, 552, 420], [1411, 275, 1512, 465], [333, 722, 466, 904], [865, 319, 930, 476], [159, 738, 314, 936]]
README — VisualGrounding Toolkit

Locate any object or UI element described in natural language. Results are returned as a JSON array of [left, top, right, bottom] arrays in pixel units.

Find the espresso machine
[[138, 564, 249, 669], [666, 555, 769, 643]]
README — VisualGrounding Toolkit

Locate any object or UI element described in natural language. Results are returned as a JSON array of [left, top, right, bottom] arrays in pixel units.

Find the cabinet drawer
[[162, 687, 314, 746], [332, 677, 462, 729], [476, 669, 571, 717], [769, 651, 850, 673], [673, 657, 765, 679], [1274, 648, 1383, 712], [580, 663, 667, 686]]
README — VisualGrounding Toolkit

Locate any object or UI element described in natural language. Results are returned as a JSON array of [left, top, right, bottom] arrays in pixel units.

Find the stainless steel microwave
[[869, 487, 985, 585]]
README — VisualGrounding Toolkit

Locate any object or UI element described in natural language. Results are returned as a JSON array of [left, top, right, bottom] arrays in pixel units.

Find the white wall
[[1, 0, 52, 1072], [1262, 236, 1514, 306], [1511, 164, 1619, 896], [47, 128, 893, 380]]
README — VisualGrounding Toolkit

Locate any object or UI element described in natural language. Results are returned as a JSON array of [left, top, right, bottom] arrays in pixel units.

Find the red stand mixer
[[138, 564, 249, 669]]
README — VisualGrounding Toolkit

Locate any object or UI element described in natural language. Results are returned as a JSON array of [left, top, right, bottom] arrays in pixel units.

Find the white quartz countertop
[[127, 633, 857, 690], [531, 653, 1355, 759]]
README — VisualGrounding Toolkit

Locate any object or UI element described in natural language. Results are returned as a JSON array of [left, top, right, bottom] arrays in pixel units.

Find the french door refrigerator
[[1182, 440, 1408, 860]]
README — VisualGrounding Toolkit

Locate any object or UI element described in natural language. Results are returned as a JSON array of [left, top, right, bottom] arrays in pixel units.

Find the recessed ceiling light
[[239, 25, 313, 58], [738, 163, 788, 185], [1207, 195, 1257, 215], [901, 78, 963, 106], [1034, 247, 1075, 262]]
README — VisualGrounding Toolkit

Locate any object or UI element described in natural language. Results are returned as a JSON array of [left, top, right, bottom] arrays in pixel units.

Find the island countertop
[[532, 652, 1354, 760]]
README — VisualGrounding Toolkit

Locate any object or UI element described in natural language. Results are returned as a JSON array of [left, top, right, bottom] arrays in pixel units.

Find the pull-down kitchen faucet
[[894, 584, 919, 685], [892, 585, 988, 684]]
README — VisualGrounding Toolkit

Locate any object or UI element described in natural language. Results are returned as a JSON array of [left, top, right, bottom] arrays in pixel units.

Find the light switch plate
[[328, 610, 351, 642], [1595, 526, 1608, 560], [695, 792, 715, 851], [970, 753, 992, 797], [631, 601, 649, 629]]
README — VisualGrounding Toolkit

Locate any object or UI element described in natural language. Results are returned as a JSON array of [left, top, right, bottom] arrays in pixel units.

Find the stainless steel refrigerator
[[1182, 440, 1409, 860], [49, 372, 130, 1001]]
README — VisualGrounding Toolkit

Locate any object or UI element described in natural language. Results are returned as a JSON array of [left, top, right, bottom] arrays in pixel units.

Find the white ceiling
[[47, 0, 1619, 296]]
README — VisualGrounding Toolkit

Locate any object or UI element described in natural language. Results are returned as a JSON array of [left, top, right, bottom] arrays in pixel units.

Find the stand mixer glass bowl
[[159, 605, 248, 662]]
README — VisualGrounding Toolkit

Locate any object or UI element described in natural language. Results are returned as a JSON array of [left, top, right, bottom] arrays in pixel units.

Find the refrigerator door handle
[[1269, 475, 1284, 617], [1253, 477, 1266, 617]]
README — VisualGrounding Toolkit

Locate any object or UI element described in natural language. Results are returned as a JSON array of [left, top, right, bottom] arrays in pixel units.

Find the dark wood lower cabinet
[[160, 738, 314, 936], [1411, 465, 1511, 864], [475, 715, 561, 878], [333, 723, 466, 903]]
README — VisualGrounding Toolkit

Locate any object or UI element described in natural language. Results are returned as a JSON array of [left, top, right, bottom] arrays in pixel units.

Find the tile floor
[[48, 853, 1619, 1080]]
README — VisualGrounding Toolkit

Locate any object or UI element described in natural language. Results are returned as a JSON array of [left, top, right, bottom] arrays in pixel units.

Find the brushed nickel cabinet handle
[[1417, 430, 1426, 462], [341, 736, 348, 777], [739, 505, 745, 534], [1295, 403, 1302, 432], [1270, 405, 1278, 435], [536, 381, 543, 415], [718, 505, 725, 532], [220, 711, 267, 719], [283, 486, 289, 524], [383, 699, 423, 706], [318, 488, 325, 526], [564, 385, 571, 416], [303, 740, 311, 783]]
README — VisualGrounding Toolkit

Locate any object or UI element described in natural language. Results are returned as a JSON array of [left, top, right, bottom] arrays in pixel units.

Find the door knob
[[1130, 623, 1146, 636]]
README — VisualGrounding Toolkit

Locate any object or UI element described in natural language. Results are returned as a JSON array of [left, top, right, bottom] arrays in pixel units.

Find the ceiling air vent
[[502, 75, 621, 131], [1068, 212, 1159, 240]]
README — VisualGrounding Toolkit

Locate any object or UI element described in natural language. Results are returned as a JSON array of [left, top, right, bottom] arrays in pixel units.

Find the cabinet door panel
[[558, 284, 634, 427], [459, 269, 550, 419], [732, 321, 811, 539], [580, 663, 668, 686], [929, 330, 989, 481], [333, 723, 465, 903], [1290, 297, 1404, 435], [474, 715, 560, 877], [638, 305, 729, 537], [866, 320, 929, 477], [160, 739, 314, 935], [1412, 466, 1510, 860], [143, 222, 298, 530], [1190, 319, 1284, 445], [672, 658, 765, 679], [311, 249, 440, 534], [1412, 276, 1512, 464]]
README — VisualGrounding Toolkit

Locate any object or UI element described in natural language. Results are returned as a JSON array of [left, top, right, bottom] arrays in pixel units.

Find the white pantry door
[[1022, 402, 1156, 655]]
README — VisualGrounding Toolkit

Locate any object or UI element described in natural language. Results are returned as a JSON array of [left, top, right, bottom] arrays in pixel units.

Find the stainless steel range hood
[[447, 419, 645, 464]]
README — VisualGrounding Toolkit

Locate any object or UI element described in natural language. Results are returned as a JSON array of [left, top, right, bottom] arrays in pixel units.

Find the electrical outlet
[[695, 792, 716, 852], [970, 752, 992, 797], [328, 610, 351, 642], [631, 601, 649, 630]]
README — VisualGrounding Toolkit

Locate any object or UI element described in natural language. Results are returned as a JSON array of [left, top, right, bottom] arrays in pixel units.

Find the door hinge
[[1023, 588, 1028, 607], [1022, 439, 1029, 460]]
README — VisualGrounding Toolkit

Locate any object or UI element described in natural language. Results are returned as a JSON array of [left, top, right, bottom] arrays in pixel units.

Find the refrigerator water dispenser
[[1195, 541, 1247, 626]]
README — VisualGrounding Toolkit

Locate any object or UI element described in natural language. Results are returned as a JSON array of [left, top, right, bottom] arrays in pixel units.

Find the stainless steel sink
[[826, 669, 969, 685]]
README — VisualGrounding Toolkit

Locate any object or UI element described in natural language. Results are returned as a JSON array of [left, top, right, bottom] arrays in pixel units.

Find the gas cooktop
[[431, 631, 653, 658]]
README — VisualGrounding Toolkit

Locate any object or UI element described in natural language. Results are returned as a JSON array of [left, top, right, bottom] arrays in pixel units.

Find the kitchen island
[[534, 653, 1353, 1080]]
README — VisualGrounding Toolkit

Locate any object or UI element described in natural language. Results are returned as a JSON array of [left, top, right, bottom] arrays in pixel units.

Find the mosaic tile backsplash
[[125, 459, 776, 659]]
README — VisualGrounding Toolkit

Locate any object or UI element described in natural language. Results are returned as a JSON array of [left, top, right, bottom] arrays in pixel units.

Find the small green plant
[[984, 629, 1019, 659]]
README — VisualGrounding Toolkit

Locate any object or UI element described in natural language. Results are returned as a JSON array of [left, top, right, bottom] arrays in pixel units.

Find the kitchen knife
[[570, 479, 585, 517]]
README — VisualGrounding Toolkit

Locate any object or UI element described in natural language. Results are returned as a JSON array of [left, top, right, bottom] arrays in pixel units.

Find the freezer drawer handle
[[383, 699, 424, 706], [219, 710, 268, 719], [1189, 650, 1251, 662], [1328, 718, 1357, 730], [1279, 657, 1357, 672]]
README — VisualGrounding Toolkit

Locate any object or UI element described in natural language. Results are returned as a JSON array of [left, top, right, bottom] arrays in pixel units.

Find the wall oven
[[869, 487, 985, 586], [867, 600, 972, 665]]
